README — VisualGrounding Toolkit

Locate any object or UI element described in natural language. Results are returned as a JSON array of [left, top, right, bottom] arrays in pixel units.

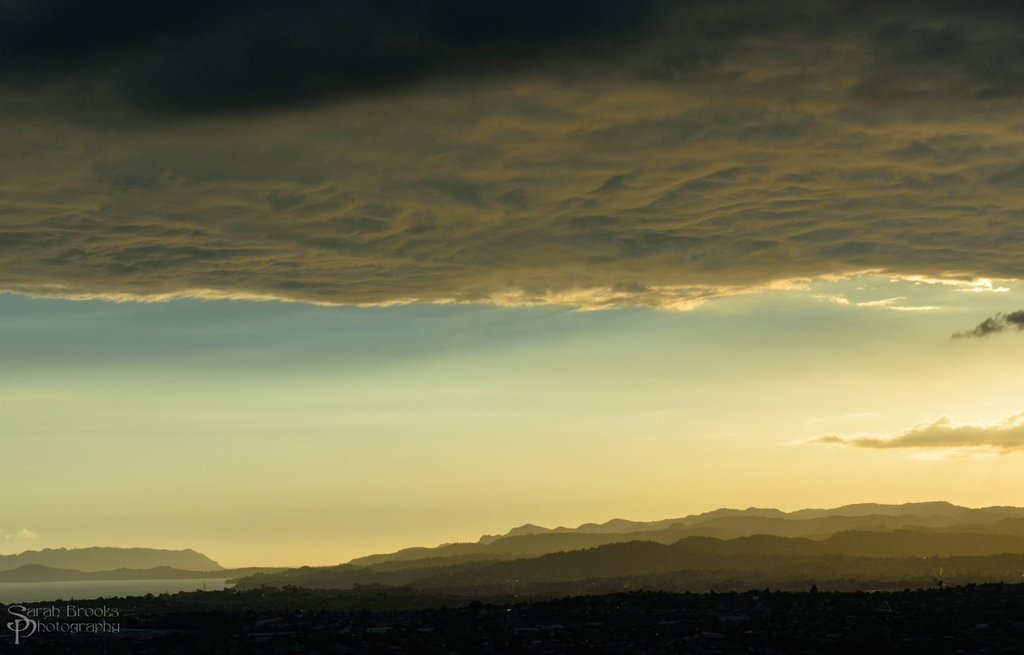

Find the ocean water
[[0, 578, 232, 603]]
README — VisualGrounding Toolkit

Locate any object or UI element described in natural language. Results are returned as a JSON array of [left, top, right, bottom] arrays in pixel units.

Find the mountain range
[[0, 564, 283, 583], [11, 503, 1024, 591], [0, 547, 291, 583], [348, 501, 1024, 568], [236, 501, 1024, 594], [0, 547, 222, 573]]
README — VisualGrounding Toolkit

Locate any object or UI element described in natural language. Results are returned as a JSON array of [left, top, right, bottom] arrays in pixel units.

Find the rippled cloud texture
[[3, 0, 1024, 307]]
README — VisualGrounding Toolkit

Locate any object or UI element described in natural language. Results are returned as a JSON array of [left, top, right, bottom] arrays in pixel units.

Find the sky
[[3, 1, 1024, 567]]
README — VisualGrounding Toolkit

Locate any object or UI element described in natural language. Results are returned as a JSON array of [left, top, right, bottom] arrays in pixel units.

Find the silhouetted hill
[[0, 564, 89, 583], [0, 547, 223, 572], [17, 583, 1024, 653], [475, 502, 1024, 543], [351, 503, 1024, 569], [0, 564, 287, 583], [475, 508, 788, 545], [236, 529, 1024, 593], [787, 501, 1022, 520]]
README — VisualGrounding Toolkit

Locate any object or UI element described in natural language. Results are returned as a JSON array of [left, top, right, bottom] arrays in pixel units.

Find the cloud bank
[[811, 413, 1024, 453], [2, 1, 1024, 307], [953, 311, 1024, 338]]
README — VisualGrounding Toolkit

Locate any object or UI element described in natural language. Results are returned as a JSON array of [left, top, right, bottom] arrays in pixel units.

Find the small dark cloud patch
[[953, 311, 1024, 338]]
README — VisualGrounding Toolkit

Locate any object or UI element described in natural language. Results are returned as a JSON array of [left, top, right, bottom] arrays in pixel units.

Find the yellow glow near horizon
[[2, 276, 1023, 566]]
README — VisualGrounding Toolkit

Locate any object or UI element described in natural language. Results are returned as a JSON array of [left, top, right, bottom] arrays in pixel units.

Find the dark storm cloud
[[0, 0, 674, 114], [854, 8, 1024, 101], [3, 1, 1024, 307], [3, 1, 1024, 115], [953, 311, 1024, 338]]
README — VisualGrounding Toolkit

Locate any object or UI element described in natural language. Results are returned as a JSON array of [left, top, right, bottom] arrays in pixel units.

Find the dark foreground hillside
[[4, 583, 1024, 654], [234, 532, 1024, 594]]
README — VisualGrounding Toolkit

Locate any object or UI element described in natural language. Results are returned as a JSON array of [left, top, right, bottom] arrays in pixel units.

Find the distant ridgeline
[[236, 501, 1024, 594], [0, 547, 294, 583], [0, 547, 237, 583], [0, 547, 223, 573]]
